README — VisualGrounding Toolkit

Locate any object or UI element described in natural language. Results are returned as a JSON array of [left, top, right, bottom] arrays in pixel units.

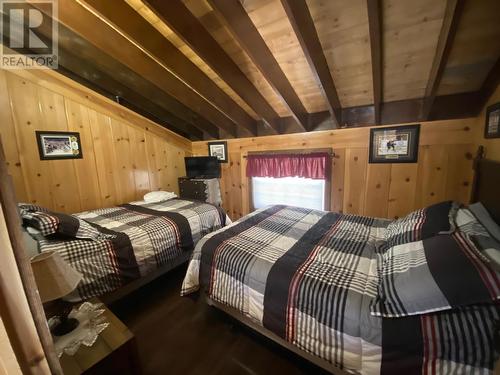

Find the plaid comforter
[[23, 199, 226, 301], [181, 205, 499, 374]]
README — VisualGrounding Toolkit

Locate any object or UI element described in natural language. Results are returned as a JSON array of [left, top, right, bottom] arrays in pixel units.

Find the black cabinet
[[178, 177, 222, 205], [178, 177, 208, 201]]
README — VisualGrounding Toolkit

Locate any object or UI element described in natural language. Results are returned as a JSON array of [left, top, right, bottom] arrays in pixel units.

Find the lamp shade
[[31, 251, 82, 303]]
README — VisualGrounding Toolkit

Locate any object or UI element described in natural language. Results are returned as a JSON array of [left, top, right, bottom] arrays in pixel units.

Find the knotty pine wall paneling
[[193, 119, 479, 221], [343, 148, 368, 215], [39, 85, 83, 213], [0, 69, 190, 214], [331, 149, 345, 214], [387, 163, 418, 219], [364, 163, 391, 218], [110, 118, 137, 204], [146, 133, 161, 192], [88, 109, 120, 207], [6, 73, 54, 209], [66, 99, 103, 211], [0, 71, 27, 204]]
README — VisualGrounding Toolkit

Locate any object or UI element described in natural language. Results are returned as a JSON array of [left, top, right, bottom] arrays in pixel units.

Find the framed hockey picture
[[369, 124, 420, 163], [36, 131, 83, 160]]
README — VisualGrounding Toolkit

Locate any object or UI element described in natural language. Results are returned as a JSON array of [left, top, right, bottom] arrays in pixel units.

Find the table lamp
[[31, 251, 82, 336]]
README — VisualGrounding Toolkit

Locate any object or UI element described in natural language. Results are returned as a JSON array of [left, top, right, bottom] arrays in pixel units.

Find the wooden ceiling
[[26, 0, 500, 140]]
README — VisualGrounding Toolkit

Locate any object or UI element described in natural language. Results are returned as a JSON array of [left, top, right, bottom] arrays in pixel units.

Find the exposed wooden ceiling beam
[[57, 56, 205, 140], [59, 61, 203, 140], [22, 13, 216, 140], [476, 56, 500, 109], [429, 92, 480, 119], [145, 0, 282, 134], [422, 0, 465, 120], [63, 38, 221, 140], [30, 0, 238, 138], [342, 92, 478, 127], [366, 0, 383, 125], [280, 0, 341, 128], [80, 0, 256, 137], [281, 93, 478, 131], [206, 0, 308, 132]]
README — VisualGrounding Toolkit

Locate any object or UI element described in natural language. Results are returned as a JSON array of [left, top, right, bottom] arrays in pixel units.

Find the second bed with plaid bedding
[[181, 205, 499, 374], [22, 199, 226, 301]]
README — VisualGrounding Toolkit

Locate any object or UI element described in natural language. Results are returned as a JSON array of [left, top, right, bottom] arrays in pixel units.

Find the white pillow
[[143, 191, 177, 203]]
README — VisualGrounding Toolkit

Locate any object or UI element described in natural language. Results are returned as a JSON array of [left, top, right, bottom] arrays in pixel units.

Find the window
[[246, 150, 331, 211], [252, 176, 326, 211]]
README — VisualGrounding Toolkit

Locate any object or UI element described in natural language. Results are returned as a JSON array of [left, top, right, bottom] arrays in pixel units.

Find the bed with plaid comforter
[[21, 199, 226, 301], [181, 205, 499, 374]]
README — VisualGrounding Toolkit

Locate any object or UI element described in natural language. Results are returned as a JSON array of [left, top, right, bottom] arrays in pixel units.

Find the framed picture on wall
[[36, 131, 83, 160], [485, 102, 500, 138], [208, 141, 228, 163], [369, 124, 420, 163]]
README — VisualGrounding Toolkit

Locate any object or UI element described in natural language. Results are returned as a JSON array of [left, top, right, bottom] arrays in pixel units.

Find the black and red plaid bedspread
[[181, 205, 499, 374], [26, 199, 226, 301]]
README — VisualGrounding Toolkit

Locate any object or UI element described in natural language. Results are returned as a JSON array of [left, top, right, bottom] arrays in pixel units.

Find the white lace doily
[[49, 302, 110, 357]]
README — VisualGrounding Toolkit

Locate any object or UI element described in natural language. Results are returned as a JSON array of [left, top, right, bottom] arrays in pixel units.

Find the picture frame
[[207, 141, 228, 163], [36, 131, 83, 160], [369, 124, 420, 163], [484, 102, 500, 139]]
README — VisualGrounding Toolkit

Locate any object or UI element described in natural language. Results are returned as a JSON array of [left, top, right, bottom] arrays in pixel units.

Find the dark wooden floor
[[109, 265, 329, 375]]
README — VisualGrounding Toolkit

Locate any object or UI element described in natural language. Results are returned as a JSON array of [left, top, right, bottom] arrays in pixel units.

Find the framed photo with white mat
[[207, 141, 228, 163]]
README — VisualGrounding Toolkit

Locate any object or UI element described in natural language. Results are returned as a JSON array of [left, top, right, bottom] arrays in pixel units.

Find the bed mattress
[[182, 205, 499, 374]]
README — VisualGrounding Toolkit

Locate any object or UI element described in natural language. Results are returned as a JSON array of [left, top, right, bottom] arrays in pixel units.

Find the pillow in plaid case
[[455, 205, 500, 271], [371, 231, 500, 317], [19, 204, 102, 240], [384, 201, 458, 249]]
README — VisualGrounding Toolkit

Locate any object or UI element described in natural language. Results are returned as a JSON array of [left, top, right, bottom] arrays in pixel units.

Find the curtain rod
[[243, 152, 335, 158]]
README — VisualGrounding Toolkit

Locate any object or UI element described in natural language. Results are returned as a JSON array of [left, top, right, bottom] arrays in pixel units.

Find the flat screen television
[[185, 156, 221, 178]]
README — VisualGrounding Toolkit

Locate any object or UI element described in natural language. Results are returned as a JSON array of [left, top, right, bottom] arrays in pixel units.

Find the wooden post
[[0, 136, 62, 374]]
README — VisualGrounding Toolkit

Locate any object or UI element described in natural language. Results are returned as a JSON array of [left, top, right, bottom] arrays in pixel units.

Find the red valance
[[246, 152, 330, 180]]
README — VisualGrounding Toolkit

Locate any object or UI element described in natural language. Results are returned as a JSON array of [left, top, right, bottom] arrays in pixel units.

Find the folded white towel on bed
[[143, 191, 177, 203]]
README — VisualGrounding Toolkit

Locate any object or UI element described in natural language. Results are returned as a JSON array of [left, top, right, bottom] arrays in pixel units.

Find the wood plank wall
[[0, 69, 191, 214], [1, 65, 493, 220], [193, 120, 480, 221]]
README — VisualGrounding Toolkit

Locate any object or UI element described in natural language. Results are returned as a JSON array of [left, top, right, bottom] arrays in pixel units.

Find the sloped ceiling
[[22, 0, 500, 139]]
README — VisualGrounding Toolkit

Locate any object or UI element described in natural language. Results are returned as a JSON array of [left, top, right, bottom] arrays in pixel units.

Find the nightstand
[[59, 298, 140, 375]]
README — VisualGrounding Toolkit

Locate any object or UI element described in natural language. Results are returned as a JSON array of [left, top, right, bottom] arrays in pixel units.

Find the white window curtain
[[252, 176, 326, 211]]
